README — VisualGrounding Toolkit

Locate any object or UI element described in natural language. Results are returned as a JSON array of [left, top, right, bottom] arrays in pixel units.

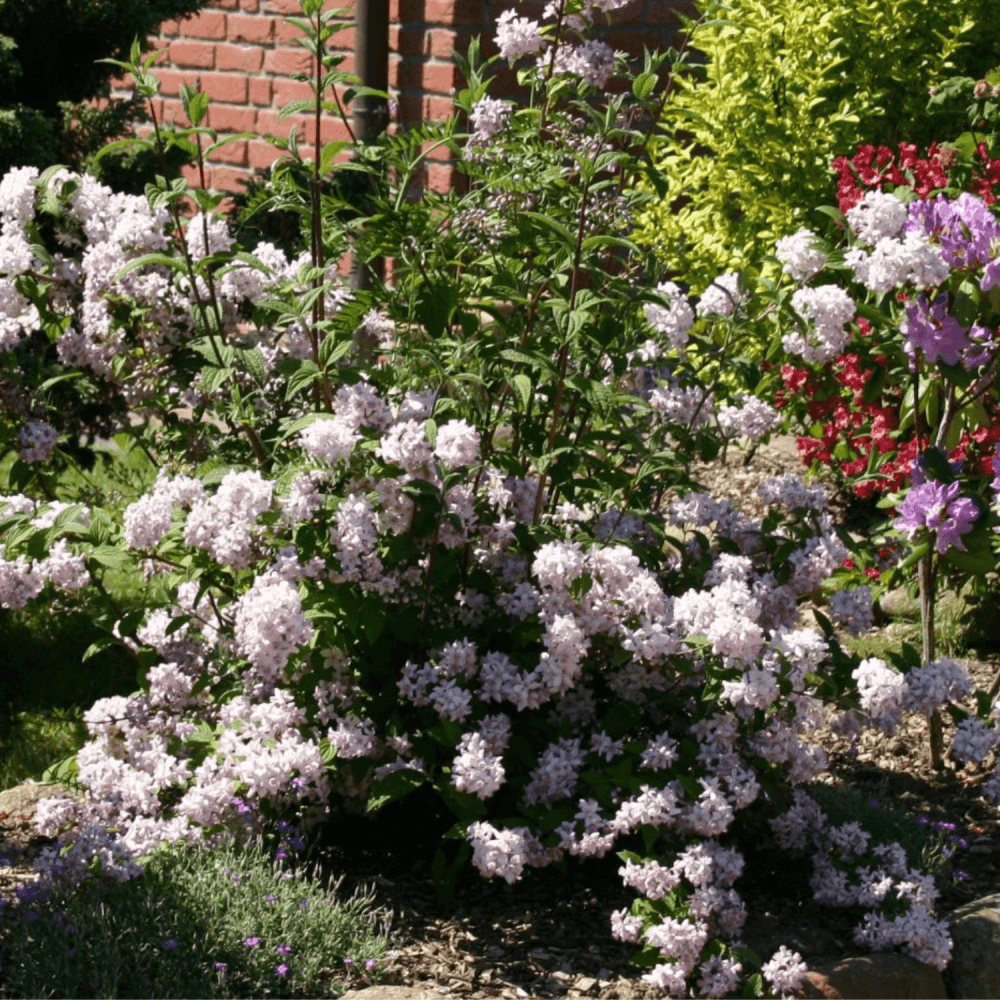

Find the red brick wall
[[115, 0, 693, 192]]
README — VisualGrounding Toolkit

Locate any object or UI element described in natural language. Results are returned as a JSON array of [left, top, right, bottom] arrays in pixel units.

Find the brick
[[180, 10, 228, 39], [423, 0, 487, 27], [248, 76, 273, 105], [181, 162, 204, 187], [274, 17, 307, 43], [427, 162, 456, 192], [156, 69, 203, 96], [266, 0, 302, 12], [160, 18, 181, 36], [216, 43, 265, 73], [329, 24, 354, 49], [421, 61, 460, 94], [200, 72, 249, 103], [210, 0, 240, 8], [428, 29, 456, 59], [247, 139, 285, 169], [421, 93, 454, 121], [170, 40, 216, 68], [240, 0, 260, 10], [208, 105, 258, 131], [159, 98, 189, 124], [263, 47, 313, 75], [272, 77, 316, 105], [228, 13, 276, 42], [212, 166, 252, 192], [389, 25, 423, 57], [208, 138, 248, 164]]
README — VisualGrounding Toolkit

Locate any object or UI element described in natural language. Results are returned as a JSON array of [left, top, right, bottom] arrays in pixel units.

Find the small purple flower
[[343, 958, 353, 969], [65, 924, 77, 935], [896, 479, 978, 553], [25, 910, 38, 923], [265, 893, 277, 905], [901, 295, 970, 367], [244, 936, 262, 949], [232, 797, 253, 816], [917, 815, 930, 825], [936, 821, 957, 831], [365, 958, 377, 971], [276, 944, 293, 955], [290, 777, 306, 791], [275, 964, 290, 977], [65, 948, 76, 960], [276, 847, 288, 860], [214, 962, 228, 973], [163, 938, 179, 950], [955, 870, 971, 881], [299, 898, 309, 910], [868, 798, 880, 809], [290, 835, 306, 851]]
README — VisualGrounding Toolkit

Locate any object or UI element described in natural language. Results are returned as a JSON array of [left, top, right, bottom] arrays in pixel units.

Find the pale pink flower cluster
[[648, 383, 714, 429], [845, 189, 908, 244], [951, 716, 999, 765], [470, 97, 513, 142], [123, 472, 206, 549], [845, 230, 949, 292], [0, 536, 88, 609], [494, 9, 544, 63], [468, 821, 540, 883], [716, 395, 778, 442], [775, 228, 826, 281], [434, 419, 481, 468], [903, 657, 974, 714], [644, 281, 695, 348], [771, 791, 951, 970], [697, 273, 746, 317], [543, 39, 615, 89], [233, 573, 314, 690], [828, 586, 874, 634], [783, 284, 856, 362], [757, 473, 828, 512], [184, 470, 273, 568]]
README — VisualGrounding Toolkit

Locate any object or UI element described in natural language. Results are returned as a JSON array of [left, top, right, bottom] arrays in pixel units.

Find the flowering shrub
[[3, 0, 998, 994]]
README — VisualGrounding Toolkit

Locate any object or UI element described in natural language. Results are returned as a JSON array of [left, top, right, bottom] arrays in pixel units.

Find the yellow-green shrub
[[638, 0, 1000, 288]]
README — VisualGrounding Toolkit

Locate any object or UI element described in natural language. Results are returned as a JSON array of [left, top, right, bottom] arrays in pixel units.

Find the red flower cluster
[[831, 141, 1000, 212]]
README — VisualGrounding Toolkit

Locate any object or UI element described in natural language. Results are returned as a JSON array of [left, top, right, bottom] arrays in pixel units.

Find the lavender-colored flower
[[494, 9, 544, 63], [900, 295, 970, 366], [163, 938, 179, 950], [214, 962, 228, 973], [244, 936, 262, 948], [276, 944, 293, 955], [896, 480, 978, 552], [275, 964, 290, 976], [365, 959, 377, 971], [265, 893, 277, 905]]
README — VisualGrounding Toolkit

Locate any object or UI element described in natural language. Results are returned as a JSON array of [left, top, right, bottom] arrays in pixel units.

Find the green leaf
[[511, 373, 532, 411], [237, 347, 268, 387], [632, 71, 657, 100], [89, 545, 130, 569], [366, 767, 426, 813]]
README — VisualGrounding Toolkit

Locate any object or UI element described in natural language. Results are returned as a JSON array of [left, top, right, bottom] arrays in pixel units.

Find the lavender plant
[[0, 0, 980, 995]]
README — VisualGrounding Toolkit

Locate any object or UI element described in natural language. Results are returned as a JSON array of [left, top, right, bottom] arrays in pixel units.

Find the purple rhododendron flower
[[896, 480, 978, 552], [900, 296, 970, 366]]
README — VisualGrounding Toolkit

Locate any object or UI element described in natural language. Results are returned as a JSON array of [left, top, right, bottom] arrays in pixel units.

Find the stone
[[341, 987, 445, 999], [0, 781, 77, 819], [947, 892, 1000, 1000], [800, 953, 947, 999]]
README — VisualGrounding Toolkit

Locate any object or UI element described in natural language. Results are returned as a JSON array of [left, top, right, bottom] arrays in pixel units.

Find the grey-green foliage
[[0, 833, 389, 998]]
